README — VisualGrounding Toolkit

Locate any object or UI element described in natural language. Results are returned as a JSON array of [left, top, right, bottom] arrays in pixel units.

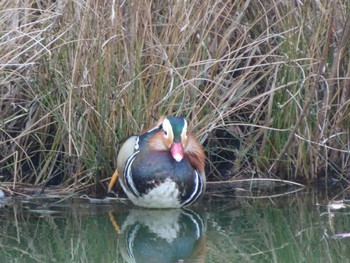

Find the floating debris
[[332, 233, 350, 239], [29, 209, 60, 215], [327, 200, 347, 210]]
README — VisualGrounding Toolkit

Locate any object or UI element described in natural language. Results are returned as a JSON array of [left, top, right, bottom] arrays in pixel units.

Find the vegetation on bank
[[0, 0, 349, 193]]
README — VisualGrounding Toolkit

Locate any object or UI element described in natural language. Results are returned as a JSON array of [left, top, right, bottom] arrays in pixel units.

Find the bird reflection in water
[[109, 208, 206, 263]]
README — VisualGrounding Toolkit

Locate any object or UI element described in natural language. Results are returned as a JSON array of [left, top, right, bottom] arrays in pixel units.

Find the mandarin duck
[[108, 116, 206, 208]]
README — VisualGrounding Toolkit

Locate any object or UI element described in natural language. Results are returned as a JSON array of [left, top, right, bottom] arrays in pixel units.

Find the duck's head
[[159, 116, 188, 162]]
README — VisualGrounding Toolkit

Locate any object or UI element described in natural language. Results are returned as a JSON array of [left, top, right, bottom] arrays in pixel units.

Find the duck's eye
[[164, 130, 168, 136]]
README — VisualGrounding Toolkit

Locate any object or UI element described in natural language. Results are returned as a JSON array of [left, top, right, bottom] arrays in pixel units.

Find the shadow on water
[[1, 188, 350, 262]]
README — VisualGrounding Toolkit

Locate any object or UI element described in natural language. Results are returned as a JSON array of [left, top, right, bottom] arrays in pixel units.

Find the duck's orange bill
[[108, 169, 119, 192], [170, 142, 184, 162]]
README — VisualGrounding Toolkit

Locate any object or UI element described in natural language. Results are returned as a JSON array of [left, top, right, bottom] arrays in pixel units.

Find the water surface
[[1, 188, 350, 262]]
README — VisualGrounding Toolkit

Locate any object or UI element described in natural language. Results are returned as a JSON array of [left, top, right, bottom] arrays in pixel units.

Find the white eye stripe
[[181, 119, 188, 142], [162, 118, 173, 139]]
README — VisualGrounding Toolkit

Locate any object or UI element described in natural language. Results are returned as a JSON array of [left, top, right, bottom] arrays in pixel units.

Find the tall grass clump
[[0, 0, 349, 193]]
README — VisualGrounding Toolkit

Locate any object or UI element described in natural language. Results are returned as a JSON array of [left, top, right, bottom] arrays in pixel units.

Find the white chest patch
[[126, 178, 181, 208]]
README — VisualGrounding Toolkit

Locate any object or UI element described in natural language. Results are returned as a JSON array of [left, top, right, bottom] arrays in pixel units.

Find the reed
[[0, 0, 349, 191]]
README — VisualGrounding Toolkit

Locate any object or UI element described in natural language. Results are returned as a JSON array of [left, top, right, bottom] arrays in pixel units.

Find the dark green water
[[1, 188, 350, 263]]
